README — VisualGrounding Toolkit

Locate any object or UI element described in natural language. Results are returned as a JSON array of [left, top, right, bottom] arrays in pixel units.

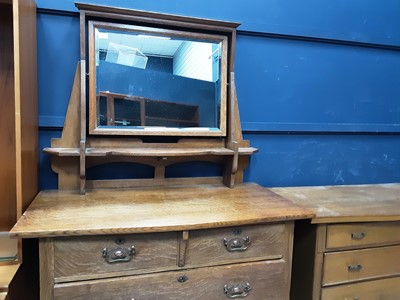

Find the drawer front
[[185, 223, 286, 267], [323, 245, 400, 286], [326, 221, 400, 249], [321, 276, 400, 300], [54, 260, 288, 300], [54, 232, 177, 280]]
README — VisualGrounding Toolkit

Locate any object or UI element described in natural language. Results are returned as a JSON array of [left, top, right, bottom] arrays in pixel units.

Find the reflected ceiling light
[[137, 34, 171, 40], [98, 32, 109, 39]]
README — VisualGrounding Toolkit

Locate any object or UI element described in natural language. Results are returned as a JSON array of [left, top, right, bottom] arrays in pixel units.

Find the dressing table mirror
[[10, 3, 313, 299], [89, 21, 228, 136]]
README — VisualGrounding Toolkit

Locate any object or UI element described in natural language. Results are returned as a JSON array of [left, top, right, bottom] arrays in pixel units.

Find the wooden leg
[[39, 238, 54, 300]]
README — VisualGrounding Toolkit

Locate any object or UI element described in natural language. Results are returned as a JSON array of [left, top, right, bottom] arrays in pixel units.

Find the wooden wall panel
[[13, 0, 38, 215], [0, 3, 17, 231]]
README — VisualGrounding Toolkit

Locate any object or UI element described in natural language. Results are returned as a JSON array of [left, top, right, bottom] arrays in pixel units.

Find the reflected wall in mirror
[[88, 21, 228, 136]]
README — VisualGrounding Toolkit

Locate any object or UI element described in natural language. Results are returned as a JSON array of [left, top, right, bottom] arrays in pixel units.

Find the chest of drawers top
[[10, 183, 313, 239], [271, 183, 400, 223]]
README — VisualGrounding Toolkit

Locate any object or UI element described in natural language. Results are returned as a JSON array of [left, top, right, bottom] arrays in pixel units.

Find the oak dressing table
[[11, 4, 313, 299]]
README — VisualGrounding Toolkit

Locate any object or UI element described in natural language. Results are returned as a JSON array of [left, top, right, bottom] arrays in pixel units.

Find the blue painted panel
[[36, 0, 400, 46], [236, 35, 400, 132], [37, 13, 80, 123], [244, 134, 400, 187], [87, 163, 154, 180], [166, 161, 222, 178], [39, 129, 61, 190]]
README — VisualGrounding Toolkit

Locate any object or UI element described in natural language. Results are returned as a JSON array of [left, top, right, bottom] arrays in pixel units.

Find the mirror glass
[[89, 21, 228, 136]]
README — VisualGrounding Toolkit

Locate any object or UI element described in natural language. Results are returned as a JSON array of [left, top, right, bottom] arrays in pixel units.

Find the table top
[[11, 183, 313, 238], [271, 183, 400, 224]]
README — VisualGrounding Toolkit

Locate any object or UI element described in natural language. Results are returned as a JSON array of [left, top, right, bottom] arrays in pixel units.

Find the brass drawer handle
[[351, 232, 366, 240], [224, 282, 251, 298], [102, 246, 136, 263], [348, 264, 362, 272], [223, 236, 250, 252]]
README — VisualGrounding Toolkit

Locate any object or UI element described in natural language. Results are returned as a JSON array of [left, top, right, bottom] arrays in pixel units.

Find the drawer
[[323, 245, 400, 286], [326, 221, 400, 249], [54, 260, 288, 300], [185, 223, 286, 267], [321, 276, 400, 300], [54, 232, 177, 280]]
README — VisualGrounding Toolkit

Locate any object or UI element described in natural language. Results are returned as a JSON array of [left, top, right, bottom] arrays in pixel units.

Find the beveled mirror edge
[[88, 20, 229, 137]]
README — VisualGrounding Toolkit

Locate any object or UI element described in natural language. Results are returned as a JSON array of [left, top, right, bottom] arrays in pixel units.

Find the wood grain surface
[[0, 264, 19, 293], [322, 244, 400, 286], [0, 3, 17, 231], [326, 221, 400, 250], [54, 232, 177, 281], [271, 183, 400, 223], [13, 0, 39, 219], [54, 260, 287, 300], [11, 183, 313, 238], [321, 276, 400, 300], [185, 223, 285, 267]]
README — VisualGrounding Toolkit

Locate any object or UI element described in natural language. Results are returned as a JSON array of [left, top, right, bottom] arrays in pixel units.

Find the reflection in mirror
[[89, 21, 228, 136]]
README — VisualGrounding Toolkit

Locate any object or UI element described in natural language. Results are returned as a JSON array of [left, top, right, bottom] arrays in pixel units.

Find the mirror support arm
[[225, 72, 239, 187], [80, 60, 87, 194]]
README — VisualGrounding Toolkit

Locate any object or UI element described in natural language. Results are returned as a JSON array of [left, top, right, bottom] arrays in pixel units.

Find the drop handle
[[348, 264, 362, 272], [102, 246, 136, 263], [224, 282, 251, 298], [223, 236, 250, 252]]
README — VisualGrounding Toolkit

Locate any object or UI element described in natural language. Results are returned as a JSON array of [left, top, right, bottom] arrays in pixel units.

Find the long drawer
[[54, 260, 288, 300], [323, 245, 400, 286], [185, 223, 286, 267], [326, 221, 400, 250], [54, 232, 177, 280], [321, 276, 400, 300]]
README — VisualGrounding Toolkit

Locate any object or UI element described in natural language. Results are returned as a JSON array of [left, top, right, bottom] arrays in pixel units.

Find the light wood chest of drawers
[[272, 183, 400, 300], [11, 183, 313, 299]]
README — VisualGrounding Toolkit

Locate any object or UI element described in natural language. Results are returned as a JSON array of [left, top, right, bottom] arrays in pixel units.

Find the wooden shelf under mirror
[[44, 146, 257, 157]]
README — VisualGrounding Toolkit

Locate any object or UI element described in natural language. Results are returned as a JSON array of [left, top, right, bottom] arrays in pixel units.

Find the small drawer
[[54, 232, 177, 280], [321, 276, 400, 300], [322, 245, 400, 286], [185, 223, 286, 267], [54, 260, 288, 300], [326, 221, 400, 250]]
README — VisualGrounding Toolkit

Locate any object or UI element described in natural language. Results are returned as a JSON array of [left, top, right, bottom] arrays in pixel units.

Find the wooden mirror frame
[[88, 21, 229, 137]]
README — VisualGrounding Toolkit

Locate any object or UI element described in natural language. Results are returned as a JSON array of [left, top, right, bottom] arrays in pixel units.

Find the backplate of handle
[[224, 282, 251, 298], [348, 264, 363, 272], [102, 246, 136, 263], [223, 236, 250, 252], [351, 232, 366, 240]]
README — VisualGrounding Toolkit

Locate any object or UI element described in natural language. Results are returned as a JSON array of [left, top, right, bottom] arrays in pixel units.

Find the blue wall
[[37, 0, 400, 189]]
